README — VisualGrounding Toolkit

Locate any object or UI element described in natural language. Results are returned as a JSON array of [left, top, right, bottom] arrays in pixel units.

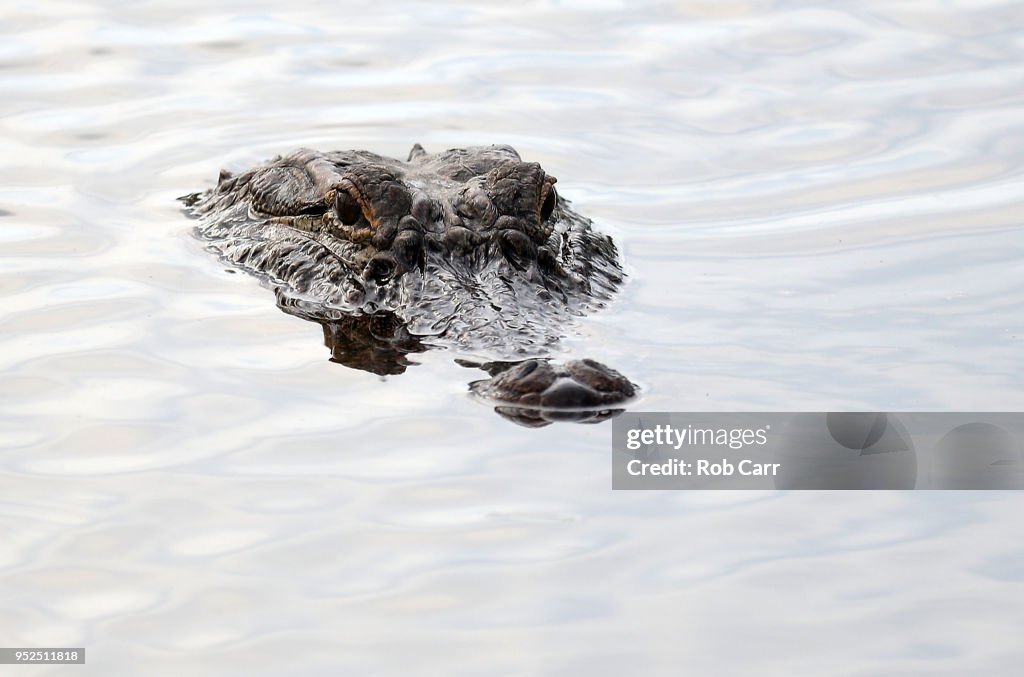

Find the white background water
[[2, 0, 1023, 674]]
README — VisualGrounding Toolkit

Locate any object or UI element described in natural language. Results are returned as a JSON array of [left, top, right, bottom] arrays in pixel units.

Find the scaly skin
[[183, 144, 636, 422]]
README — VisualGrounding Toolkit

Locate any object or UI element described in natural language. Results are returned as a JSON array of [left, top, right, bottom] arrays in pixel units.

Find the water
[[2, 0, 1023, 674]]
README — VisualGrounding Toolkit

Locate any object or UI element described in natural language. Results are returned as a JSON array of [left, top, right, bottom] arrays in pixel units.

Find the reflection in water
[[280, 293, 634, 427], [292, 302, 427, 377]]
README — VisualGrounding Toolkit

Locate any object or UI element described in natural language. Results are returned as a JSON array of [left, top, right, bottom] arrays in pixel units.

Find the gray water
[[2, 1, 1023, 674]]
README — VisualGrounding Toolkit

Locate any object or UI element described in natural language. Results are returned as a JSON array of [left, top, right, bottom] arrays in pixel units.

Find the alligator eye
[[335, 190, 363, 226], [540, 187, 557, 221]]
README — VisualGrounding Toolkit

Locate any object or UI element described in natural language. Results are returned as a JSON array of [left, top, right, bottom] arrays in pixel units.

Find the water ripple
[[2, 0, 1023, 674]]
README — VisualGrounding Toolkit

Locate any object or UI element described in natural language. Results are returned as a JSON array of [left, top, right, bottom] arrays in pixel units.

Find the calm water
[[2, 0, 1023, 674]]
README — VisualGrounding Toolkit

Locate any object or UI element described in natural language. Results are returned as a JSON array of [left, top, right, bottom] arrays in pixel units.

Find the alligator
[[182, 144, 636, 426]]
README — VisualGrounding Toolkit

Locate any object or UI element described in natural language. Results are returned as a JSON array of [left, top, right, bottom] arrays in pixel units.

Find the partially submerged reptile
[[182, 144, 636, 425]]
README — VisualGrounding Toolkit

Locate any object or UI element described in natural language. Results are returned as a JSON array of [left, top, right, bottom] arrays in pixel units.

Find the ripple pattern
[[1, 1, 1023, 675]]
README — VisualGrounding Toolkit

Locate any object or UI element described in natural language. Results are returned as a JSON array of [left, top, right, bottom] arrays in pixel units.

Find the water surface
[[1, 1, 1023, 674]]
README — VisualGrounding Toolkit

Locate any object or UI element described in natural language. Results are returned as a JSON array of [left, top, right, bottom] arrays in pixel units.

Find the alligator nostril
[[512, 359, 539, 378], [364, 253, 398, 283], [487, 359, 556, 399], [565, 359, 636, 397]]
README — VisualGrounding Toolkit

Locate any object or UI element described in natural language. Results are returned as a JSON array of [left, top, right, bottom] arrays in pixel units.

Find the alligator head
[[183, 144, 636, 425]]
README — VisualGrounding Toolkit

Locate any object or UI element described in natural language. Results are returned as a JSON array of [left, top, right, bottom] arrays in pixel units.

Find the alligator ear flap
[[408, 143, 428, 161]]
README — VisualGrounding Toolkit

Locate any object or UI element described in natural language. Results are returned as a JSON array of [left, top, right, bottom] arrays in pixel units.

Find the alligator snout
[[471, 358, 636, 408], [469, 358, 637, 428]]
